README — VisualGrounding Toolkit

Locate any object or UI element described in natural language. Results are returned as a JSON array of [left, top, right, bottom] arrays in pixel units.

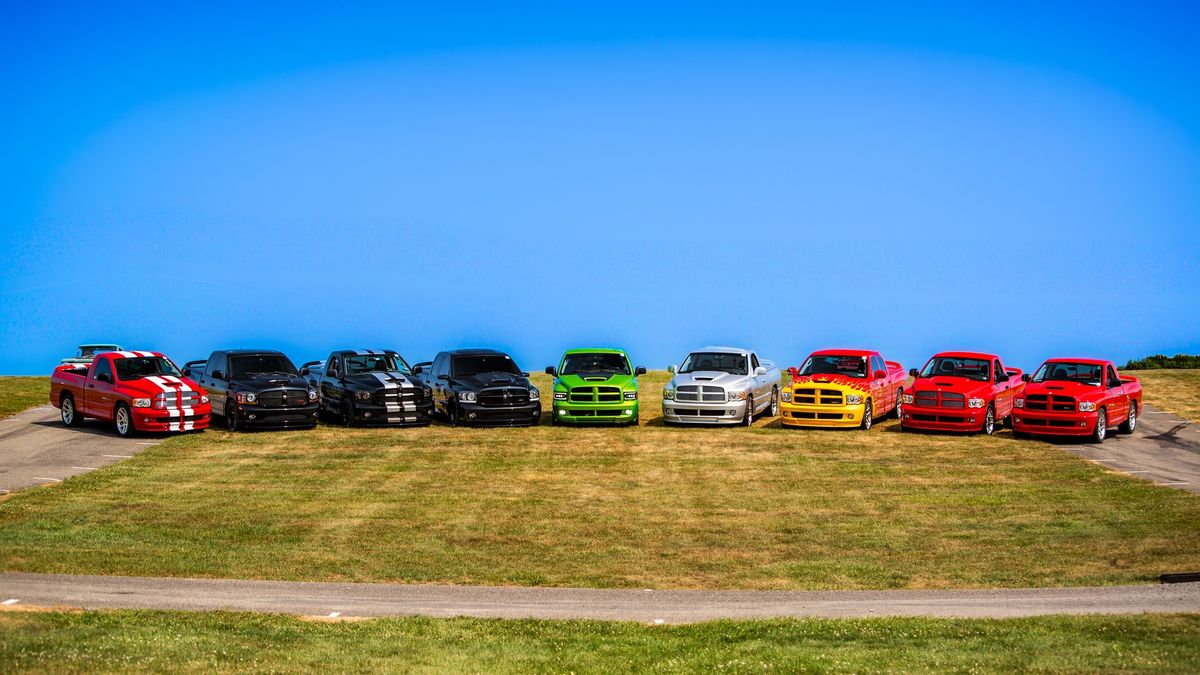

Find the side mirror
[[874, 370, 887, 380], [635, 366, 647, 376], [755, 366, 767, 376], [787, 366, 798, 378], [437, 373, 450, 381], [95, 372, 111, 383], [211, 370, 224, 380], [412, 365, 423, 375], [521, 371, 530, 377], [667, 365, 676, 375], [1021, 373, 1032, 383], [299, 367, 310, 376], [908, 368, 919, 378], [545, 366, 556, 376], [181, 368, 191, 377]]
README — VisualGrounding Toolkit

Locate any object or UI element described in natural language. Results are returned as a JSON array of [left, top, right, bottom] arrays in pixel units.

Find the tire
[[448, 400, 460, 427], [981, 404, 995, 436], [340, 398, 355, 428], [1091, 408, 1107, 444], [628, 414, 639, 427], [891, 388, 903, 419], [113, 403, 134, 438], [225, 402, 239, 432], [60, 394, 82, 427], [742, 396, 754, 426], [1119, 402, 1138, 434], [861, 400, 873, 430], [768, 388, 779, 417]]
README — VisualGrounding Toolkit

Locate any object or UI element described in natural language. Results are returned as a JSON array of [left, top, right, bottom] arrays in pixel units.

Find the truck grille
[[375, 388, 425, 406], [676, 385, 724, 402], [154, 391, 204, 408], [1024, 394, 1074, 412], [478, 388, 530, 407], [569, 386, 622, 403], [258, 389, 310, 408], [793, 388, 843, 405], [913, 391, 965, 409]]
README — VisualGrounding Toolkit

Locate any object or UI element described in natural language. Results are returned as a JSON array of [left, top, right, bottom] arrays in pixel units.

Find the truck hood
[[910, 376, 992, 397], [671, 371, 751, 390], [1023, 380, 1101, 399], [453, 371, 533, 391], [229, 373, 311, 390], [788, 373, 871, 393], [557, 372, 636, 389], [122, 375, 205, 397], [344, 371, 423, 392]]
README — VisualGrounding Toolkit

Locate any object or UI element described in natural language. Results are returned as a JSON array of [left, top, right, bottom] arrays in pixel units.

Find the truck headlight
[[529, 389, 540, 401], [459, 391, 476, 403], [902, 394, 913, 404], [236, 392, 257, 404], [846, 394, 863, 405], [1078, 401, 1096, 412], [354, 391, 372, 401], [624, 391, 637, 400], [663, 388, 675, 400], [554, 391, 568, 401], [781, 391, 792, 402], [727, 390, 747, 401], [1014, 398, 1024, 408], [308, 389, 318, 402], [132, 398, 151, 408], [968, 398, 985, 408]]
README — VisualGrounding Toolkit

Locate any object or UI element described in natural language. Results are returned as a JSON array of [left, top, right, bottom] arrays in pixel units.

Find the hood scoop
[[583, 376, 608, 382], [1047, 386, 1064, 390], [934, 381, 955, 386], [694, 376, 714, 381]]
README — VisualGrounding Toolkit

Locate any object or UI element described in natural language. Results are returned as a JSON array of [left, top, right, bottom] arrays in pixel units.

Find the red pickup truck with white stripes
[[50, 350, 212, 437]]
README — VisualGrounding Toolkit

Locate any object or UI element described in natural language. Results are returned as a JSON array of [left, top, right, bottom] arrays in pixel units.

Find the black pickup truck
[[300, 349, 433, 427], [183, 349, 318, 431], [416, 349, 541, 426]]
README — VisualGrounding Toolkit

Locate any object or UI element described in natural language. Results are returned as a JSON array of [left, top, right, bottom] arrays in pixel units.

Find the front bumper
[[902, 407, 985, 432], [133, 407, 212, 432], [352, 400, 434, 426], [554, 400, 638, 424], [779, 401, 864, 428], [457, 401, 541, 427], [233, 403, 320, 429], [662, 399, 747, 425], [1012, 409, 1098, 437]]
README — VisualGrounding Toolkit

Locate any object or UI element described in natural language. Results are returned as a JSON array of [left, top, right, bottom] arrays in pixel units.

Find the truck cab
[[313, 349, 433, 427], [780, 349, 905, 430], [1012, 358, 1141, 443], [900, 351, 1024, 435], [184, 350, 319, 432], [545, 348, 645, 426], [662, 347, 780, 426], [418, 349, 541, 427]]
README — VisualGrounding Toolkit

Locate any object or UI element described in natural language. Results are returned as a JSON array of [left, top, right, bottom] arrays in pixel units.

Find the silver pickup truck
[[662, 346, 781, 426]]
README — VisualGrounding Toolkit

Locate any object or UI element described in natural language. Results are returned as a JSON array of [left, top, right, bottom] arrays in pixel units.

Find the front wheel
[[340, 398, 356, 428], [767, 387, 779, 417], [891, 389, 903, 419], [1118, 402, 1137, 434], [981, 405, 995, 435], [742, 396, 754, 426], [448, 400, 460, 427], [861, 400, 873, 430], [225, 403, 239, 432], [114, 403, 135, 438], [1091, 408, 1107, 444], [61, 394, 82, 427]]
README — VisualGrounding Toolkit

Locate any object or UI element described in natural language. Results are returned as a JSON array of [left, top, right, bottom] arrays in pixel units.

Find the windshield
[[561, 352, 630, 376], [229, 354, 298, 377], [344, 353, 410, 376], [919, 357, 990, 382], [78, 346, 119, 358], [115, 357, 182, 380], [680, 352, 747, 375], [799, 355, 867, 379], [1033, 362, 1102, 385], [452, 354, 522, 377]]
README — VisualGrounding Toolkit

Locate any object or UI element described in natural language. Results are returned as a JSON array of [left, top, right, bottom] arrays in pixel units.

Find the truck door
[[85, 356, 117, 419], [993, 359, 1013, 416], [870, 355, 890, 411], [203, 353, 228, 414], [1106, 365, 1128, 423], [321, 354, 342, 411], [432, 353, 450, 414], [749, 353, 766, 405]]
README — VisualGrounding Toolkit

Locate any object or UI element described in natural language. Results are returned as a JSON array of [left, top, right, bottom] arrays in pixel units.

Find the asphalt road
[[1053, 404, 1200, 494], [0, 405, 162, 495]]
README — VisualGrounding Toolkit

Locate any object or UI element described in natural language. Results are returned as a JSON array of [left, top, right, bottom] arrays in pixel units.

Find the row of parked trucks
[[51, 345, 1142, 444]]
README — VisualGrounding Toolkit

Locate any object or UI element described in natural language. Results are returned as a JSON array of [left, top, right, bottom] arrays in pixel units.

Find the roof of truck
[[330, 349, 398, 356], [219, 349, 287, 356], [1042, 357, 1112, 366], [692, 345, 750, 354], [443, 348, 510, 356], [810, 348, 876, 357], [931, 351, 1000, 361], [562, 347, 627, 355]]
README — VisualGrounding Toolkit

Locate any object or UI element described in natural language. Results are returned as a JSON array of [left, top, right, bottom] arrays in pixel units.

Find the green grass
[[1127, 369, 1200, 422], [2, 371, 1198, 590], [1, 610, 1197, 673], [0, 377, 48, 419]]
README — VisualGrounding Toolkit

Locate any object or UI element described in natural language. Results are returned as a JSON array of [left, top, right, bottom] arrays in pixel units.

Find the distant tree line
[[1122, 354, 1200, 370]]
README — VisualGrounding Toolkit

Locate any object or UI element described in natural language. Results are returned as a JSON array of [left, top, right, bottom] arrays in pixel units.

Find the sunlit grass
[[0, 377, 48, 419], [1126, 369, 1200, 422]]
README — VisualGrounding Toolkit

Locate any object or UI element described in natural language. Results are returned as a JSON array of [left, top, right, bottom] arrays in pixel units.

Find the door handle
[[87, 384, 95, 389]]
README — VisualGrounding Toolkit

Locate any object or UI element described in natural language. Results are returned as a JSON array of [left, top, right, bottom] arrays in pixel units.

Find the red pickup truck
[[900, 352, 1024, 435], [1012, 358, 1141, 443], [50, 350, 212, 437]]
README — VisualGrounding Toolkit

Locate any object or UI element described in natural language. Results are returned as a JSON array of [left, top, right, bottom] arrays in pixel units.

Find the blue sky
[[2, 2, 1198, 374]]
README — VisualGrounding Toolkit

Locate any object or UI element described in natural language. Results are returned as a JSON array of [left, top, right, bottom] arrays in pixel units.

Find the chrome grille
[[676, 385, 725, 402], [794, 388, 843, 405], [154, 391, 203, 407], [913, 391, 964, 409]]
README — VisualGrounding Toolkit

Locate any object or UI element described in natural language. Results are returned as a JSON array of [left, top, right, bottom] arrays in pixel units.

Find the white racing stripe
[[135, 350, 156, 357], [145, 376, 183, 431], [114, 351, 138, 358]]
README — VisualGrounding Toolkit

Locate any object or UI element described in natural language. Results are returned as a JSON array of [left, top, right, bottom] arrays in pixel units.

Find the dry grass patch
[[0, 372, 1198, 589], [1127, 369, 1200, 421], [0, 377, 48, 419]]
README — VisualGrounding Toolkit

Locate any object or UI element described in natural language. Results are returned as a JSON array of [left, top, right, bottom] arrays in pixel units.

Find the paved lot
[[0, 573, 1196, 622], [0, 405, 162, 495], [1054, 404, 1200, 494]]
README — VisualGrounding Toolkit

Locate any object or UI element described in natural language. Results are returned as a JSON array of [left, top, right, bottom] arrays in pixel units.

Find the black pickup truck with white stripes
[[183, 349, 319, 432], [299, 349, 433, 427]]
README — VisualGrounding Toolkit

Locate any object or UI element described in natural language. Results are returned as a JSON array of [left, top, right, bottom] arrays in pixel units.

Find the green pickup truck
[[545, 348, 646, 426]]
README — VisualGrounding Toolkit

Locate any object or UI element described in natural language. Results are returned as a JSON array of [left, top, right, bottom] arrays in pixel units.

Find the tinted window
[[344, 352, 410, 375], [751, 354, 761, 370], [1108, 367, 1122, 388], [115, 356, 181, 380], [93, 358, 113, 382], [452, 354, 522, 377], [919, 357, 990, 382], [229, 354, 298, 377], [994, 360, 1005, 383], [560, 352, 630, 376], [1032, 362, 1103, 385], [800, 354, 867, 379], [680, 352, 748, 375]]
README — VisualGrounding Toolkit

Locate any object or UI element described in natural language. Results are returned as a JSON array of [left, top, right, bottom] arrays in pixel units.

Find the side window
[[94, 358, 113, 382], [1108, 367, 1121, 389], [994, 360, 1005, 383], [871, 356, 884, 374], [751, 354, 761, 370], [324, 354, 338, 378], [432, 354, 445, 376]]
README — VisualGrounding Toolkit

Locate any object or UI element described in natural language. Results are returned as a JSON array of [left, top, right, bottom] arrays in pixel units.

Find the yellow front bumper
[[779, 402, 866, 428]]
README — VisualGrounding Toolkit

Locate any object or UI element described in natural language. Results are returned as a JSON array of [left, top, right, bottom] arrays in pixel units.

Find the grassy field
[[1, 370, 1198, 590], [1, 610, 1197, 673], [1127, 369, 1200, 422], [0, 377, 48, 419]]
